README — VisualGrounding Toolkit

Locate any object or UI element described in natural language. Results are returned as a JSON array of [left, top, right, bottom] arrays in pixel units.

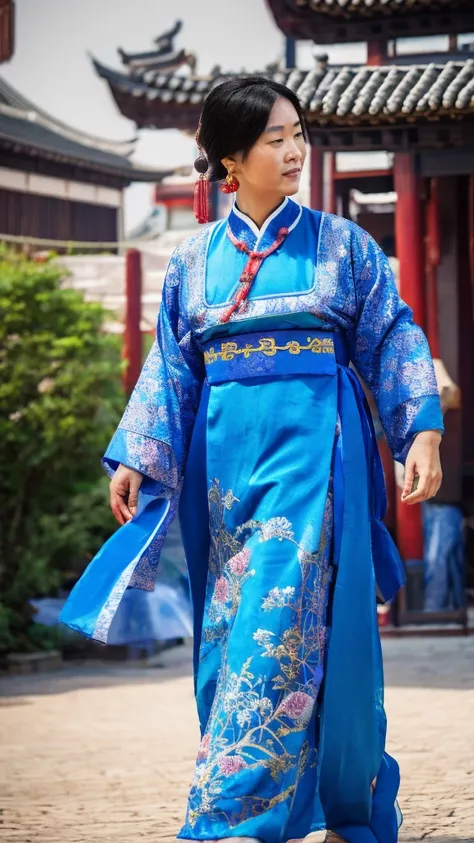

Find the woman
[[60, 77, 443, 843]]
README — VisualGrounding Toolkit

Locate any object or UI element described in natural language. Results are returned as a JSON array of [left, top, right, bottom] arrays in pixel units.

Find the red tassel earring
[[193, 122, 211, 224], [220, 173, 239, 194], [193, 169, 211, 224]]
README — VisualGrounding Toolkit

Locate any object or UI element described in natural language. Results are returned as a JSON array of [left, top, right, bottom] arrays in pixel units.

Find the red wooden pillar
[[0, 0, 15, 63], [393, 153, 426, 561], [425, 178, 441, 358], [123, 248, 142, 396], [310, 146, 323, 211], [460, 175, 474, 470], [324, 151, 336, 214], [394, 154, 426, 327]]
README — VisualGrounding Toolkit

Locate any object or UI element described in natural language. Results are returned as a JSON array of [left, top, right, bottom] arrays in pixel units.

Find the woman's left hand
[[401, 430, 443, 505]]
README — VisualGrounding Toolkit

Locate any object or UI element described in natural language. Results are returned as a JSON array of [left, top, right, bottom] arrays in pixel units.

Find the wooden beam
[[333, 168, 392, 181], [0, 166, 122, 207], [307, 120, 474, 153]]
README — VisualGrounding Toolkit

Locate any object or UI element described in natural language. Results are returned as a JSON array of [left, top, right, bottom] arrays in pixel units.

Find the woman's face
[[224, 96, 307, 200]]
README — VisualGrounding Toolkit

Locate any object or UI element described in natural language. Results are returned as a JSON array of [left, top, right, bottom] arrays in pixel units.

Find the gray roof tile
[[93, 56, 474, 129], [0, 76, 137, 158], [442, 60, 474, 108]]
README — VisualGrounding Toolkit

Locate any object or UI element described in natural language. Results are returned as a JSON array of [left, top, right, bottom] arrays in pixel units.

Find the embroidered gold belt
[[202, 329, 348, 384]]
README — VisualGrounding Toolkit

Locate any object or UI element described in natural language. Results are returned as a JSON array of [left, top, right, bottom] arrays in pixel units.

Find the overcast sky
[[2, 0, 452, 230]]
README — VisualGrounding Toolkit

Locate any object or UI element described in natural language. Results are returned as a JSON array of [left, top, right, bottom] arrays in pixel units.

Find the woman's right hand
[[109, 464, 143, 525]]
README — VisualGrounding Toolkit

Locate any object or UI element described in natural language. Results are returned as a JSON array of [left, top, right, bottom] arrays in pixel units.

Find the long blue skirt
[[60, 331, 403, 843], [178, 371, 336, 841], [175, 341, 402, 842]]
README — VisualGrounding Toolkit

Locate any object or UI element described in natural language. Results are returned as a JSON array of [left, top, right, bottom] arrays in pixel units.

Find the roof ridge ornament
[[153, 20, 182, 53], [314, 52, 329, 69], [117, 19, 193, 75]]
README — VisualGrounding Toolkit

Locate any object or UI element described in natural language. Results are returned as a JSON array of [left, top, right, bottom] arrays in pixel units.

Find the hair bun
[[194, 154, 209, 175]]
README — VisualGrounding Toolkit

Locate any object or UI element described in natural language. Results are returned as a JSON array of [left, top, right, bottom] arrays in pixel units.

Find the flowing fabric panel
[[178, 371, 338, 843], [59, 244, 204, 642]]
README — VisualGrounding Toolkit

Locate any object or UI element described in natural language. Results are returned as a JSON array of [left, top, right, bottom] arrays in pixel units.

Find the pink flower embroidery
[[279, 691, 315, 725], [218, 755, 245, 775], [197, 733, 210, 761], [228, 548, 251, 576], [214, 576, 229, 603]]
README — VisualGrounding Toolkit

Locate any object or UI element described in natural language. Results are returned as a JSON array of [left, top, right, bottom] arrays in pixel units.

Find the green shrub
[[0, 250, 124, 655]]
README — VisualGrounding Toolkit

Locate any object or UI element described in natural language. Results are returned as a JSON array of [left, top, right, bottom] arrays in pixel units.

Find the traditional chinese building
[[0, 76, 177, 248], [266, 0, 474, 625], [93, 12, 474, 625], [266, 1, 474, 48]]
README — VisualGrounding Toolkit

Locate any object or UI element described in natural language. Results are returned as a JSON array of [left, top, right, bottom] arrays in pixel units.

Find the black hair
[[196, 75, 308, 182]]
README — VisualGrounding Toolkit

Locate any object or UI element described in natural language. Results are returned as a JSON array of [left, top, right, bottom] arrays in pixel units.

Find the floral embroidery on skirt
[[183, 477, 334, 831]]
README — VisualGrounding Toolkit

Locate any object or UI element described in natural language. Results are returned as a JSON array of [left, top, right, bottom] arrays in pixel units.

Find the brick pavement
[[0, 637, 473, 843]]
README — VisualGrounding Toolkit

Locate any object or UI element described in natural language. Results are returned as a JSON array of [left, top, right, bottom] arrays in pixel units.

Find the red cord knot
[[220, 224, 290, 323]]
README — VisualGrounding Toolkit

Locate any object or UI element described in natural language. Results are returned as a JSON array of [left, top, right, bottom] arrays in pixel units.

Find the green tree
[[0, 250, 124, 655]]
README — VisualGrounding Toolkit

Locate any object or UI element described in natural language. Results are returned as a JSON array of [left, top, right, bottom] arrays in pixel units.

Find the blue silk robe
[[60, 198, 443, 843]]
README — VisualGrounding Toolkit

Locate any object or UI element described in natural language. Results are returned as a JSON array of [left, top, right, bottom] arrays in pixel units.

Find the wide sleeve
[[349, 228, 444, 464], [102, 245, 204, 496]]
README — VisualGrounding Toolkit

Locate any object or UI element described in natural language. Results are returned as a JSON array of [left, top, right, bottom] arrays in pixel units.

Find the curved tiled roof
[[285, 60, 474, 123], [0, 76, 137, 157], [0, 107, 174, 181], [0, 77, 177, 183], [266, 0, 474, 41], [92, 57, 224, 108], [93, 57, 474, 129]]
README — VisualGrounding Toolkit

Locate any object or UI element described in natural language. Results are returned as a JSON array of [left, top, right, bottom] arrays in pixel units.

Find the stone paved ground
[[0, 636, 473, 843]]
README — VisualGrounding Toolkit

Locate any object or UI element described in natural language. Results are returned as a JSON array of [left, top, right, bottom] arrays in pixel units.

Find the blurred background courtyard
[[0, 0, 473, 840], [1, 636, 473, 843]]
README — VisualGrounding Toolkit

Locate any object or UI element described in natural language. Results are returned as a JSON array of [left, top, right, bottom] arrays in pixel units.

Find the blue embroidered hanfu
[[60, 199, 443, 843]]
